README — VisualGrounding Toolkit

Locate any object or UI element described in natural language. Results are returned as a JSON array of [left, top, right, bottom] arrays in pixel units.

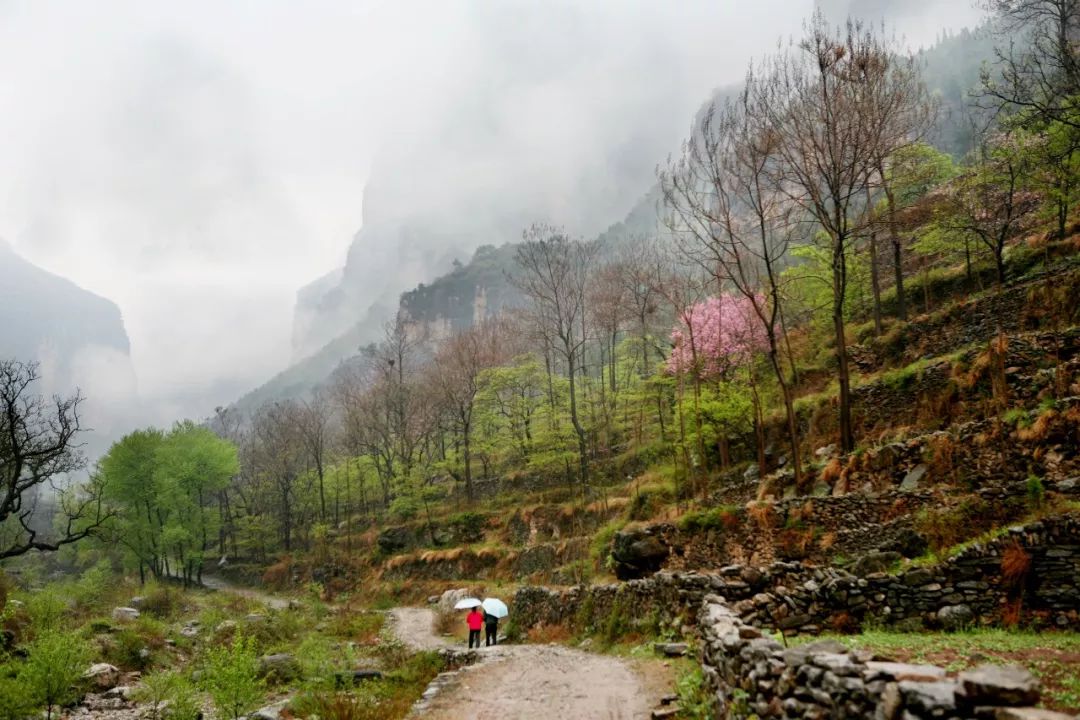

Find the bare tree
[[246, 400, 307, 552], [753, 16, 912, 452], [292, 392, 333, 523], [661, 85, 806, 485], [980, 0, 1080, 128], [0, 359, 109, 558], [511, 224, 597, 491], [430, 317, 512, 503]]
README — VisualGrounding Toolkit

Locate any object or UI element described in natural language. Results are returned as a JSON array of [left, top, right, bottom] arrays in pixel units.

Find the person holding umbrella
[[481, 598, 508, 646], [466, 605, 484, 648]]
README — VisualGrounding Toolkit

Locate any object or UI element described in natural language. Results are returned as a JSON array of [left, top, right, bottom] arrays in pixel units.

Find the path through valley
[[389, 607, 666, 720]]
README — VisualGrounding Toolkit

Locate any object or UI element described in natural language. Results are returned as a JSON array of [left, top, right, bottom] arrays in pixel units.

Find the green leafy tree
[[201, 635, 264, 720]]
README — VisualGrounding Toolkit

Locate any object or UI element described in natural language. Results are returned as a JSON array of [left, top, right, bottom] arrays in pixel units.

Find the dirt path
[[200, 574, 291, 610], [390, 606, 456, 651], [390, 607, 662, 720]]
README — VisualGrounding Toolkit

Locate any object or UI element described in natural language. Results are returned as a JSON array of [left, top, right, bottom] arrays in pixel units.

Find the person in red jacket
[[467, 607, 484, 648]]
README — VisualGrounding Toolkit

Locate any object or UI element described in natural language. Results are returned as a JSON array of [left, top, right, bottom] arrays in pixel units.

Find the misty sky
[[0, 1, 984, 424]]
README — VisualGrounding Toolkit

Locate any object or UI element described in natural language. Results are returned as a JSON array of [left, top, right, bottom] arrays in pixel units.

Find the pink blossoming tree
[[667, 294, 769, 380]]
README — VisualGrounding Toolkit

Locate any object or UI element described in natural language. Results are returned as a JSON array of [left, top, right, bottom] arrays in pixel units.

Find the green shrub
[[675, 666, 715, 720], [388, 496, 421, 522], [140, 582, 181, 619], [1026, 475, 1046, 508], [0, 668, 34, 720], [201, 635, 264, 720], [72, 561, 113, 610], [133, 671, 200, 720], [20, 630, 91, 720], [1002, 408, 1030, 428], [602, 594, 630, 645], [590, 519, 626, 568], [446, 512, 489, 543], [627, 481, 675, 521], [26, 591, 67, 634], [677, 506, 740, 533]]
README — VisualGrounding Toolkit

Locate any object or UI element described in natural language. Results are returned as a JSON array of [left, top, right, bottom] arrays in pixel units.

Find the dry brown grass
[[820, 457, 843, 485], [1001, 597, 1024, 628], [383, 553, 417, 572], [1017, 409, 1058, 442], [928, 434, 957, 484], [1001, 539, 1033, 589], [776, 527, 815, 558], [262, 556, 293, 588], [819, 531, 837, 551], [419, 547, 466, 564], [746, 501, 776, 530], [474, 547, 502, 562], [829, 611, 859, 634], [526, 623, 572, 644]]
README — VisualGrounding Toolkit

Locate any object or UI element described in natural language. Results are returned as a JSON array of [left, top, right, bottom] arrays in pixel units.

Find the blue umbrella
[[481, 597, 508, 618]]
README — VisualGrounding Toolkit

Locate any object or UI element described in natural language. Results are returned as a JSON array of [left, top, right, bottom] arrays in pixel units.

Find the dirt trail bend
[[390, 607, 660, 720], [199, 574, 291, 610]]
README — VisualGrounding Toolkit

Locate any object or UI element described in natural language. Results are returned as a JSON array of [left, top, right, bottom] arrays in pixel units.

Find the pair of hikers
[[467, 606, 499, 648]]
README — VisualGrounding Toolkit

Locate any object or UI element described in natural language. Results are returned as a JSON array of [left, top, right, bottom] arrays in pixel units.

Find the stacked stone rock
[[698, 596, 1075, 719], [513, 514, 1080, 635]]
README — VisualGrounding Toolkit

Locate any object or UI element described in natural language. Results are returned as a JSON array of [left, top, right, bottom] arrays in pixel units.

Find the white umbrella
[[454, 597, 483, 610], [481, 597, 508, 618]]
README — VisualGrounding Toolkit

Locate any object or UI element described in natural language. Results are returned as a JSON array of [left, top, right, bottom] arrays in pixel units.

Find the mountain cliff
[[237, 16, 991, 416], [0, 239, 138, 459], [0, 239, 130, 371]]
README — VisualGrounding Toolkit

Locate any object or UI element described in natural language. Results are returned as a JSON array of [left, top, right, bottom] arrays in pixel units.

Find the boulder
[[83, 663, 121, 690], [257, 653, 301, 683], [899, 680, 957, 715], [654, 642, 688, 657], [992, 709, 1077, 720], [612, 527, 669, 580], [129, 596, 146, 609], [864, 661, 947, 683], [376, 525, 415, 554], [334, 669, 383, 687], [957, 665, 1041, 706], [102, 685, 133, 700], [879, 528, 929, 559], [215, 619, 238, 635], [437, 588, 473, 614], [900, 464, 928, 491], [850, 551, 902, 577], [249, 699, 290, 720], [937, 604, 975, 630], [111, 607, 140, 622]]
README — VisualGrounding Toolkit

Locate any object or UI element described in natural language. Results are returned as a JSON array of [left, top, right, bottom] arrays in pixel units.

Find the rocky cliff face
[[0, 239, 138, 459]]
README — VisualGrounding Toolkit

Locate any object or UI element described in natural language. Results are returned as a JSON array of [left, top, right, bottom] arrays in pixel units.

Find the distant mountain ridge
[[0, 239, 138, 462], [0, 239, 130, 367], [230, 13, 992, 417]]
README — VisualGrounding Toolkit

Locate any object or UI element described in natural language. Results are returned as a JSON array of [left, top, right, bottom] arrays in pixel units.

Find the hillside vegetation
[[2, 5, 1080, 720]]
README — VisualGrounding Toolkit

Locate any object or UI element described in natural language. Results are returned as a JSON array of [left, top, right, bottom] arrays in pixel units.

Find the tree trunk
[[463, 417, 474, 504], [869, 229, 883, 335], [833, 242, 855, 453], [566, 350, 590, 491]]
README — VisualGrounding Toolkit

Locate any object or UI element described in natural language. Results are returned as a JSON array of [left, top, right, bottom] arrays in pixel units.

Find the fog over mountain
[[0, 1, 988, 449]]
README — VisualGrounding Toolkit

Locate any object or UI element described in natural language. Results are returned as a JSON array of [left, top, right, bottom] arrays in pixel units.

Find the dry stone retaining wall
[[698, 595, 1074, 719], [512, 514, 1080, 635]]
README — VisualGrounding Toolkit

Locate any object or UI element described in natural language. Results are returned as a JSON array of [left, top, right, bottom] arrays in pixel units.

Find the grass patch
[[802, 630, 1080, 714]]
